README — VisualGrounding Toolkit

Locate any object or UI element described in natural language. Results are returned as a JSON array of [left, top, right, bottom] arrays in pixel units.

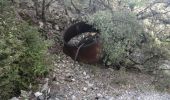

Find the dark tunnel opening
[[63, 22, 102, 64]]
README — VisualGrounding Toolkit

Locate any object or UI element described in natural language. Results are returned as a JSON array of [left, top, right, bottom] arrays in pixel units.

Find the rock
[[104, 96, 114, 100], [159, 60, 170, 76], [54, 25, 60, 30], [83, 87, 88, 92], [105, 60, 112, 66], [39, 21, 44, 29], [52, 74, 57, 81], [83, 71, 87, 76], [71, 95, 77, 100], [34, 92, 43, 97], [55, 98, 60, 100], [10, 97, 19, 100], [71, 78, 76, 82], [159, 64, 170, 70], [20, 90, 29, 98], [41, 78, 49, 93], [97, 93, 103, 98]]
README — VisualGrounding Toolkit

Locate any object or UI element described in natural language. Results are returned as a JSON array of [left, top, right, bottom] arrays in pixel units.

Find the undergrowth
[[85, 10, 144, 66], [0, 1, 51, 99]]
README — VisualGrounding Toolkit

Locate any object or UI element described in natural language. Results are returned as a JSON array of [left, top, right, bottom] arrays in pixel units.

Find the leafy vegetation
[[0, 1, 51, 99], [85, 10, 144, 66], [122, 0, 148, 7]]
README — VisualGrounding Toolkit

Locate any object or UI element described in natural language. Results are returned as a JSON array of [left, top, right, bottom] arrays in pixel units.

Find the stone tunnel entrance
[[63, 22, 102, 64]]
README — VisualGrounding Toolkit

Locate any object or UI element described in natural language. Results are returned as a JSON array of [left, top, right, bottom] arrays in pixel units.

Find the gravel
[[45, 54, 170, 100], [11, 54, 170, 100]]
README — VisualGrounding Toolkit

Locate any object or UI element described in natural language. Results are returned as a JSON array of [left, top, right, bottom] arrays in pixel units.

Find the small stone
[[163, 70, 170, 76], [34, 92, 43, 97], [10, 97, 19, 100], [83, 87, 88, 91], [106, 61, 112, 66], [88, 83, 93, 87], [55, 82, 59, 85], [104, 96, 114, 100], [55, 98, 60, 100], [20, 90, 29, 98], [54, 25, 60, 30], [71, 95, 77, 100], [41, 78, 49, 92], [71, 78, 76, 81], [97, 93, 103, 98], [52, 74, 57, 81], [159, 60, 170, 76], [39, 21, 44, 29], [159, 64, 170, 70], [83, 71, 87, 76], [54, 63, 58, 66], [109, 97, 114, 100]]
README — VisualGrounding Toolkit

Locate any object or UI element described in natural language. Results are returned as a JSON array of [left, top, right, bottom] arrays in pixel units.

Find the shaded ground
[[45, 53, 170, 100]]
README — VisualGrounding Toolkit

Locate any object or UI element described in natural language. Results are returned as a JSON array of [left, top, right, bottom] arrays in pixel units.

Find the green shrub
[[122, 0, 148, 9], [0, 3, 50, 99], [85, 10, 144, 65]]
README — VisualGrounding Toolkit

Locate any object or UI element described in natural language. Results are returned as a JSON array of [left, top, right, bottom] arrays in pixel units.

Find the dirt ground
[[44, 53, 170, 100]]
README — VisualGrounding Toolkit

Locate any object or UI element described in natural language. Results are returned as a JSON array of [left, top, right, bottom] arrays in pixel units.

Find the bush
[[85, 10, 144, 66], [0, 2, 50, 99]]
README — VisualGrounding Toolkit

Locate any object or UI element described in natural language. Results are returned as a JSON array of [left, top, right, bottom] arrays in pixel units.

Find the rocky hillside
[[3, 0, 170, 99]]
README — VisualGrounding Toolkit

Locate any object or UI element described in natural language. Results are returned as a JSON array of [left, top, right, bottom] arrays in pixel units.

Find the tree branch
[[71, 0, 80, 14]]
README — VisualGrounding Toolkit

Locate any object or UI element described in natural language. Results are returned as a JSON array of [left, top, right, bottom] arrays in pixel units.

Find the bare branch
[[45, 0, 55, 9], [70, 0, 80, 14], [32, 0, 39, 17], [42, 0, 46, 22], [137, 1, 170, 20]]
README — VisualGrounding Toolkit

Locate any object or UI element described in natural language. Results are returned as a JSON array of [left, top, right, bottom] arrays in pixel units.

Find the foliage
[[85, 10, 144, 65], [0, 2, 51, 99], [0, 0, 9, 12], [64, 0, 90, 9], [122, 0, 148, 8]]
